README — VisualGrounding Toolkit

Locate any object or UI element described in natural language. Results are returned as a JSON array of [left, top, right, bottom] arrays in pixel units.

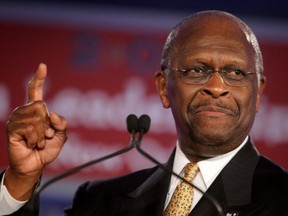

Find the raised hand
[[4, 63, 67, 200]]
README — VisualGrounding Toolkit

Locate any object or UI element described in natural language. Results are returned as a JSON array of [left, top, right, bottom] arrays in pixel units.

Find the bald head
[[161, 11, 263, 76]]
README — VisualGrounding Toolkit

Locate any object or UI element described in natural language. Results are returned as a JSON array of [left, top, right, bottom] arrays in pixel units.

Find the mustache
[[188, 100, 239, 116]]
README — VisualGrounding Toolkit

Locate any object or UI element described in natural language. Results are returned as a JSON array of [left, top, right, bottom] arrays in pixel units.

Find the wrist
[[4, 167, 41, 201]]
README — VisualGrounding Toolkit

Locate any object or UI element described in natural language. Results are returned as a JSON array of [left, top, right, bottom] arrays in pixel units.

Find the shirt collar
[[173, 136, 248, 189]]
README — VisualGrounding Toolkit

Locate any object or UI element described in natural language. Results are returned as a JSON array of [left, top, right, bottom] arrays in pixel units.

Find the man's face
[[156, 17, 266, 160]]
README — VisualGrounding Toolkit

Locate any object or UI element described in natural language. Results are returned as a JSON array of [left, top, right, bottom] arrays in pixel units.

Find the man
[[1, 10, 288, 216]]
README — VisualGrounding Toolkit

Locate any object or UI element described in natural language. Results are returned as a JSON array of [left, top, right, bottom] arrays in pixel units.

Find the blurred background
[[1, 1, 288, 215]]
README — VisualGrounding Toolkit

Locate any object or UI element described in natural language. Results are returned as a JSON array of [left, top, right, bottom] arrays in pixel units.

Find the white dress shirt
[[164, 136, 248, 212], [0, 172, 27, 215]]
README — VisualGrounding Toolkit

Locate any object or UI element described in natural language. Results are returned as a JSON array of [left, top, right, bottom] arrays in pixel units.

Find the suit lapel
[[119, 150, 175, 216], [191, 138, 264, 216]]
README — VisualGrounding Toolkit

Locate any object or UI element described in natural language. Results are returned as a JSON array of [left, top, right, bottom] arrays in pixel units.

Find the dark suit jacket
[[64, 138, 288, 216], [6, 138, 288, 216]]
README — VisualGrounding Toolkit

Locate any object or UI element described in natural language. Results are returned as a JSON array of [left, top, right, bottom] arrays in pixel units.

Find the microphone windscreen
[[126, 114, 138, 133], [138, 114, 151, 134]]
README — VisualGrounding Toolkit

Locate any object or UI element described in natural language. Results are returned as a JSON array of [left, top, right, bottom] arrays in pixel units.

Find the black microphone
[[133, 114, 225, 216], [138, 114, 151, 134], [126, 114, 138, 133], [21, 114, 138, 216], [126, 113, 138, 144], [132, 114, 150, 146]]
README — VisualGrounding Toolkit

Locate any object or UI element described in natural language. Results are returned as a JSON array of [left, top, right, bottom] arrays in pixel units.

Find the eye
[[224, 67, 248, 81], [225, 68, 247, 76], [179, 65, 209, 79], [180, 66, 209, 78], [234, 69, 246, 76], [190, 66, 206, 73]]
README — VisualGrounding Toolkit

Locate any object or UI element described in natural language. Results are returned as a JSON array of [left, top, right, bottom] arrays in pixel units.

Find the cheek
[[167, 83, 200, 119], [234, 88, 258, 122]]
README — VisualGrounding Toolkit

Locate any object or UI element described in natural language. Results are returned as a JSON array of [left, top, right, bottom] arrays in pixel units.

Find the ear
[[256, 75, 266, 112], [155, 70, 170, 108]]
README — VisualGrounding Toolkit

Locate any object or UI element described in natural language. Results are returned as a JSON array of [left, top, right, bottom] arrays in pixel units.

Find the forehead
[[171, 15, 255, 65], [177, 36, 251, 66]]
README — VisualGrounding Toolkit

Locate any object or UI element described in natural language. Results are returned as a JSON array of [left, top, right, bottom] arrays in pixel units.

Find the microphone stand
[[21, 129, 137, 215]]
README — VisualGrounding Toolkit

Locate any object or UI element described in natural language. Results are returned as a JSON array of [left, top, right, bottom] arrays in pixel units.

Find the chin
[[183, 143, 230, 160], [193, 128, 230, 142], [190, 142, 235, 158], [191, 130, 236, 147]]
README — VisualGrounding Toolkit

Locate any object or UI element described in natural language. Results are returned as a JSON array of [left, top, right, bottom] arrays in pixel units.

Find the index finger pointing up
[[28, 63, 47, 103]]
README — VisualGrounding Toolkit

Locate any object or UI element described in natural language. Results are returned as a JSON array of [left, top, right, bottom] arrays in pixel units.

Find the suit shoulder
[[254, 156, 288, 191], [257, 156, 288, 177], [64, 166, 160, 215], [78, 165, 159, 195]]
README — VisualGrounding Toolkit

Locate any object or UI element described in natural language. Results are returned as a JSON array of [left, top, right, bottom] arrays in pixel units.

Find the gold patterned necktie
[[164, 163, 199, 216]]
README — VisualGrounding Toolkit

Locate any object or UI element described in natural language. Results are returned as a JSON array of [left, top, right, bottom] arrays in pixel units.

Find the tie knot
[[183, 162, 199, 181]]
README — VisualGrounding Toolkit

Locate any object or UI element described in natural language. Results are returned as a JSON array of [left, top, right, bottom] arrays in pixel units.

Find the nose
[[200, 72, 231, 98]]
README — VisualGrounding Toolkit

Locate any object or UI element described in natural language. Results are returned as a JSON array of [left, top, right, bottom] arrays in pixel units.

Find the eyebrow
[[178, 56, 249, 68]]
